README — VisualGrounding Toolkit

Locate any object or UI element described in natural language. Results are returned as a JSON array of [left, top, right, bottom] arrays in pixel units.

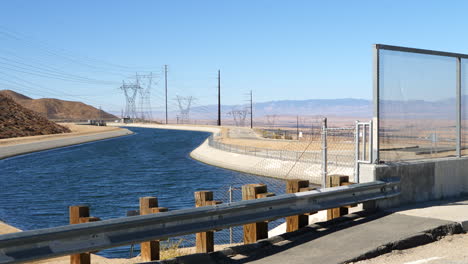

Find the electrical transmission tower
[[266, 114, 278, 127], [228, 108, 249, 127], [120, 81, 141, 120], [175, 96, 194, 124], [135, 72, 155, 121]]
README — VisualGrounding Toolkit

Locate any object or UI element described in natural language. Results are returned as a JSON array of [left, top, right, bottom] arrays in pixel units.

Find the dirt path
[[0, 123, 123, 147]]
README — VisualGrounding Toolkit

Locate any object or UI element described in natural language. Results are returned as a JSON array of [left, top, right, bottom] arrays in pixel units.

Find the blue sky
[[1, 0, 468, 113]]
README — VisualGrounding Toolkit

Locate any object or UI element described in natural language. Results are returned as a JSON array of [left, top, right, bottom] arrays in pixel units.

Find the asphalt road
[[351, 233, 468, 264]]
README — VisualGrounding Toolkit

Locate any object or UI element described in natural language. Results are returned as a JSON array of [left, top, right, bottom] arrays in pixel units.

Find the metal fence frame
[[373, 44, 468, 163], [354, 121, 372, 183]]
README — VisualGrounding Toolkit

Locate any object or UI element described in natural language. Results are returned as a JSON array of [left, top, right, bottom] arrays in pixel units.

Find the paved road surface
[[352, 233, 468, 264], [228, 213, 456, 264]]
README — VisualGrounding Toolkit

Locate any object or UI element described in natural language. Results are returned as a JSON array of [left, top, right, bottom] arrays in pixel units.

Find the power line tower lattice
[[228, 108, 248, 127], [175, 96, 195, 124], [120, 81, 141, 120], [135, 72, 155, 121]]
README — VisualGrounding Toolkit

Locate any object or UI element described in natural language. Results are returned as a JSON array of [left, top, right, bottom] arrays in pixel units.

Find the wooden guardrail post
[[242, 184, 275, 244], [285, 179, 316, 232], [326, 175, 354, 220], [194, 191, 222, 253], [140, 197, 168, 262], [69, 205, 100, 264]]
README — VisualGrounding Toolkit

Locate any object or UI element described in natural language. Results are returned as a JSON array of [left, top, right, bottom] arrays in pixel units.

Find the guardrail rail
[[0, 180, 399, 264]]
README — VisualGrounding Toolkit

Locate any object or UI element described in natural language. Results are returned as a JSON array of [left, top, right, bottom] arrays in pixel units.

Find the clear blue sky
[[1, 0, 468, 113]]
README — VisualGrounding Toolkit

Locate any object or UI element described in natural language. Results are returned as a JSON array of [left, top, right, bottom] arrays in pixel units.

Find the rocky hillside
[[0, 90, 117, 120], [0, 93, 70, 139]]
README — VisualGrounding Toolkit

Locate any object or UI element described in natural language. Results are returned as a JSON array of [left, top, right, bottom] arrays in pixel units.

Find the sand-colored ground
[[219, 137, 355, 151], [0, 123, 123, 147]]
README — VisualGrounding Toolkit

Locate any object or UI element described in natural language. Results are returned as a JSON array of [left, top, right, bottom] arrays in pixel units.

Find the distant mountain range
[[225, 98, 372, 117], [146, 97, 462, 121], [140, 98, 374, 120]]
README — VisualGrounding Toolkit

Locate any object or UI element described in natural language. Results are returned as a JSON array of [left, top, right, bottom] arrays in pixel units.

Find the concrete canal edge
[[190, 137, 341, 183], [0, 128, 133, 160], [114, 123, 325, 182]]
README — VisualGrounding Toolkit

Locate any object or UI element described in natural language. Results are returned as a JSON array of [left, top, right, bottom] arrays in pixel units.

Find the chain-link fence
[[206, 118, 364, 186]]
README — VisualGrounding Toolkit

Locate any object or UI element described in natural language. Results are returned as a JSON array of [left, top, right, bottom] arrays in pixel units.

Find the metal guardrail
[[0, 180, 399, 264]]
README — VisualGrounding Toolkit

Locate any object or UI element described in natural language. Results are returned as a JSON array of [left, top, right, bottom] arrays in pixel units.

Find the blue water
[[0, 127, 285, 257]]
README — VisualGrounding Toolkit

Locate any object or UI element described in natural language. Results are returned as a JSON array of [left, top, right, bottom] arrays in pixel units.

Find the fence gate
[[354, 121, 373, 183]]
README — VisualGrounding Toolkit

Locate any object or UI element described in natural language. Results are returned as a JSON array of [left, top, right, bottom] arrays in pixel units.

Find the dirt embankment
[[0, 93, 71, 139]]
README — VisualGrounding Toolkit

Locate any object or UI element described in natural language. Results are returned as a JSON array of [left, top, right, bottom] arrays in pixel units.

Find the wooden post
[[326, 175, 350, 220], [286, 180, 316, 232], [69, 205, 100, 264], [140, 197, 168, 262], [194, 191, 222, 253], [242, 184, 274, 244]]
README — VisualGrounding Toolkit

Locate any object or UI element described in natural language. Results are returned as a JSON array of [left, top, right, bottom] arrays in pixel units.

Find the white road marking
[[404, 257, 443, 264]]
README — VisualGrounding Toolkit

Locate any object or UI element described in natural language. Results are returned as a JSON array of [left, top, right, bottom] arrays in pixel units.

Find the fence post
[[194, 191, 222, 253], [326, 175, 350, 220], [354, 121, 360, 183], [363, 123, 367, 161], [69, 205, 100, 264], [228, 186, 234, 244], [140, 197, 168, 262], [242, 184, 274, 244], [285, 180, 316, 232], [321, 118, 328, 188]]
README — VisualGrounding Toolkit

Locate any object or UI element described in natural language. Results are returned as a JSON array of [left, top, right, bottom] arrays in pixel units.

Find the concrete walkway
[[157, 197, 468, 264], [0, 128, 133, 159]]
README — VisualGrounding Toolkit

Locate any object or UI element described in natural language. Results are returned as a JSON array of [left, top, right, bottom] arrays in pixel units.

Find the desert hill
[[0, 90, 117, 120], [0, 93, 70, 139]]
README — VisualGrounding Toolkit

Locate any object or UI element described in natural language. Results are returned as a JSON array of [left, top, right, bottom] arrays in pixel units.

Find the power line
[[0, 60, 119, 85], [0, 56, 120, 85], [0, 27, 158, 72]]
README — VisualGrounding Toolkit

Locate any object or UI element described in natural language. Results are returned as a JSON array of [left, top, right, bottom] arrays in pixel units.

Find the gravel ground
[[351, 233, 468, 264]]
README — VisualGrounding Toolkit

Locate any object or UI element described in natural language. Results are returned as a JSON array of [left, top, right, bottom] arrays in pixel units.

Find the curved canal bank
[[0, 126, 286, 258], [0, 125, 133, 160], [114, 123, 326, 183]]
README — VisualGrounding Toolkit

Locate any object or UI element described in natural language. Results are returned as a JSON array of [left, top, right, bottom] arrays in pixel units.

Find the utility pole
[[250, 90, 253, 129], [297, 115, 299, 139], [217, 70, 221, 126], [164, 65, 168, 124], [99, 106, 103, 122]]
